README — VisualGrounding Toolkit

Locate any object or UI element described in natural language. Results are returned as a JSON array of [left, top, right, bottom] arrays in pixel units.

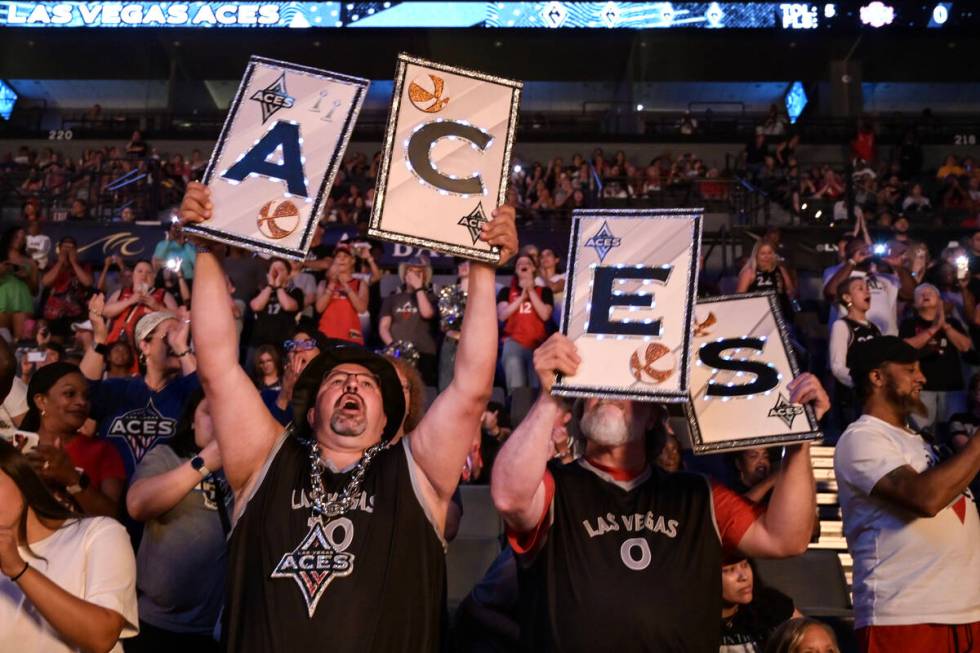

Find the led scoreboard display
[[0, 2, 969, 30]]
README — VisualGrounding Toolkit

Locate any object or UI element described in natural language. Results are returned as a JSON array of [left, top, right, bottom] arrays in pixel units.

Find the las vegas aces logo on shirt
[[271, 517, 356, 617]]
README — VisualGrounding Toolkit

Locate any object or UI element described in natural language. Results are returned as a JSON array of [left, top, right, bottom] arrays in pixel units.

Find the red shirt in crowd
[[498, 283, 554, 349], [65, 433, 126, 488], [318, 277, 364, 345]]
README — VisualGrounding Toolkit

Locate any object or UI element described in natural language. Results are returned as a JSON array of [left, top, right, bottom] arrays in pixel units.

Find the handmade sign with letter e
[[553, 209, 702, 402], [685, 292, 822, 453], [368, 53, 522, 262], [185, 56, 368, 259]]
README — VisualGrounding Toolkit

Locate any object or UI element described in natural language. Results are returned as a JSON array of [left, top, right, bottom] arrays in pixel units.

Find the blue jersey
[[261, 387, 293, 427], [90, 373, 201, 477]]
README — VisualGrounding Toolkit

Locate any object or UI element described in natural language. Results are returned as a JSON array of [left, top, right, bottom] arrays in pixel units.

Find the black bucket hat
[[291, 344, 405, 443]]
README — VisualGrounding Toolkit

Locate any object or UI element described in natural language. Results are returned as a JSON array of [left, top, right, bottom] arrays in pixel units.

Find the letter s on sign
[[698, 337, 779, 398]]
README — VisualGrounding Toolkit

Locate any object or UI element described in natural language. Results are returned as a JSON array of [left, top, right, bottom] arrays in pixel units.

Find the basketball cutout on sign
[[408, 74, 450, 113], [630, 342, 676, 384], [257, 199, 300, 239]]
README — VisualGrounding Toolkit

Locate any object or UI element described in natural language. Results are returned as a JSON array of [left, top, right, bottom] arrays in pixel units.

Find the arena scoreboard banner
[[0, 3, 966, 30], [368, 54, 521, 263], [552, 209, 701, 402], [685, 292, 822, 454], [185, 56, 367, 259]]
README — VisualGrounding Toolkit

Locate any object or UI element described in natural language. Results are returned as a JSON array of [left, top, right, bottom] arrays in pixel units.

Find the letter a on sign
[[552, 209, 702, 402], [684, 293, 822, 453], [185, 56, 368, 259], [368, 54, 522, 263]]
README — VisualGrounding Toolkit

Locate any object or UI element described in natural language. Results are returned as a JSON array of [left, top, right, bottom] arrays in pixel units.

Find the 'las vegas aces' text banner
[[368, 54, 522, 262], [552, 209, 702, 402], [685, 293, 822, 454], [186, 56, 367, 259]]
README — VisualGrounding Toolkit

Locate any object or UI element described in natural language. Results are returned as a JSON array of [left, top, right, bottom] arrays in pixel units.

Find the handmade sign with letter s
[[185, 56, 368, 259], [685, 292, 822, 453], [368, 53, 522, 262], [552, 209, 702, 402]]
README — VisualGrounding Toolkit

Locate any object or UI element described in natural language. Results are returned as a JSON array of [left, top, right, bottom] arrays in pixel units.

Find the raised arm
[[408, 206, 518, 530], [823, 258, 859, 302], [128, 440, 221, 522], [181, 182, 283, 496], [40, 255, 65, 288], [80, 294, 108, 381], [525, 286, 553, 321], [344, 279, 368, 314], [492, 334, 578, 532], [871, 434, 980, 518], [737, 373, 826, 558], [497, 287, 523, 321], [101, 288, 137, 319]]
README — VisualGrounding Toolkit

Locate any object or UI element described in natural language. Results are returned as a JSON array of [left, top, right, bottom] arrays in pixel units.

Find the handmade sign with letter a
[[685, 292, 822, 453], [552, 209, 702, 402], [185, 56, 368, 259], [368, 53, 522, 262]]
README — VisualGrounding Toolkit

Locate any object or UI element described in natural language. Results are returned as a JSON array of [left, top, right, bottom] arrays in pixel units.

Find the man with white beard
[[491, 334, 829, 652]]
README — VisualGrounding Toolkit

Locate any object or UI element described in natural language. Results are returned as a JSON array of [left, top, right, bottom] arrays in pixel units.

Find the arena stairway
[[806, 444, 853, 590]]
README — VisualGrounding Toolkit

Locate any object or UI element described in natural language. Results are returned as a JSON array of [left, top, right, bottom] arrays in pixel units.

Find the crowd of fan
[[743, 117, 980, 225], [0, 129, 978, 652]]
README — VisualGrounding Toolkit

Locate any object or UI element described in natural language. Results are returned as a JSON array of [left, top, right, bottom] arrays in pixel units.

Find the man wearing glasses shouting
[[179, 181, 517, 652]]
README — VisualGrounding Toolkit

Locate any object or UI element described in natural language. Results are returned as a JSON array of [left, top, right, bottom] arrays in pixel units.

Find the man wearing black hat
[[179, 182, 517, 652], [835, 336, 980, 652]]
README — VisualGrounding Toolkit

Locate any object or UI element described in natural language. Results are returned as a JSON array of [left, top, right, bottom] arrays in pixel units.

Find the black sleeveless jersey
[[517, 460, 722, 652], [749, 269, 793, 318], [222, 435, 447, 652], [842, 318, 880, 348]]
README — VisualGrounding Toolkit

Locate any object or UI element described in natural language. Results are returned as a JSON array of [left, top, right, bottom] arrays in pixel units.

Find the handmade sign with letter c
[[185, 56, 368, 259], [368, 53, 522, 262], [684, 292, 823, 453], [552, 209, 702, 402]]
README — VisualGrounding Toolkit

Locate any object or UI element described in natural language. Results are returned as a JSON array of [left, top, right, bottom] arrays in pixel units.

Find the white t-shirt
[[0, 517, 138, 653], [835, 415, 980, 628], [0, 377, 28, 438], [822, 265, 899, 336]]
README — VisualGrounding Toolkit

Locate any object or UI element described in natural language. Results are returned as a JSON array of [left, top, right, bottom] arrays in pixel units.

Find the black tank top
[[223, 435, 446, 652], [842, 318, 880, 348], [749, 268, 794, 318], [518, 460, 721, 652]]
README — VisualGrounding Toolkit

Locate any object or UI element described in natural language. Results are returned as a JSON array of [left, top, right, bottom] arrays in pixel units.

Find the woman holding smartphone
[[103, 260, 177, 344]]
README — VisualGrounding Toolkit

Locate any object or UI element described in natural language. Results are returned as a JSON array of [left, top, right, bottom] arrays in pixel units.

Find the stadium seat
[[447, 486, 504, 610], [754, 549, 852, 617]]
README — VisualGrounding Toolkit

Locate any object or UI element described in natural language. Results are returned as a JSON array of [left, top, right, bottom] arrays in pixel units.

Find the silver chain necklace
[[306, 437, 388, 518]]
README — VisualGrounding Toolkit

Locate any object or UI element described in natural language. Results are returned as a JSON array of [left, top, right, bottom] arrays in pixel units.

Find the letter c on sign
[[406, 121, 492, 195], [620, 537, 652, 571]]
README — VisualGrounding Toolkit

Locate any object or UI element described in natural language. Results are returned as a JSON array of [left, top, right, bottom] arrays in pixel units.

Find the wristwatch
[[66, 468, 90, 495], [190, 455, 211, 478]]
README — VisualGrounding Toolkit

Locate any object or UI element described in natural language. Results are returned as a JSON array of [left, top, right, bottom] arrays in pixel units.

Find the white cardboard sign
[[186, 56, 368, 259], [368, 53, 522, 262], [552, 209, 702, 402], [685, 292, 823, 454]]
